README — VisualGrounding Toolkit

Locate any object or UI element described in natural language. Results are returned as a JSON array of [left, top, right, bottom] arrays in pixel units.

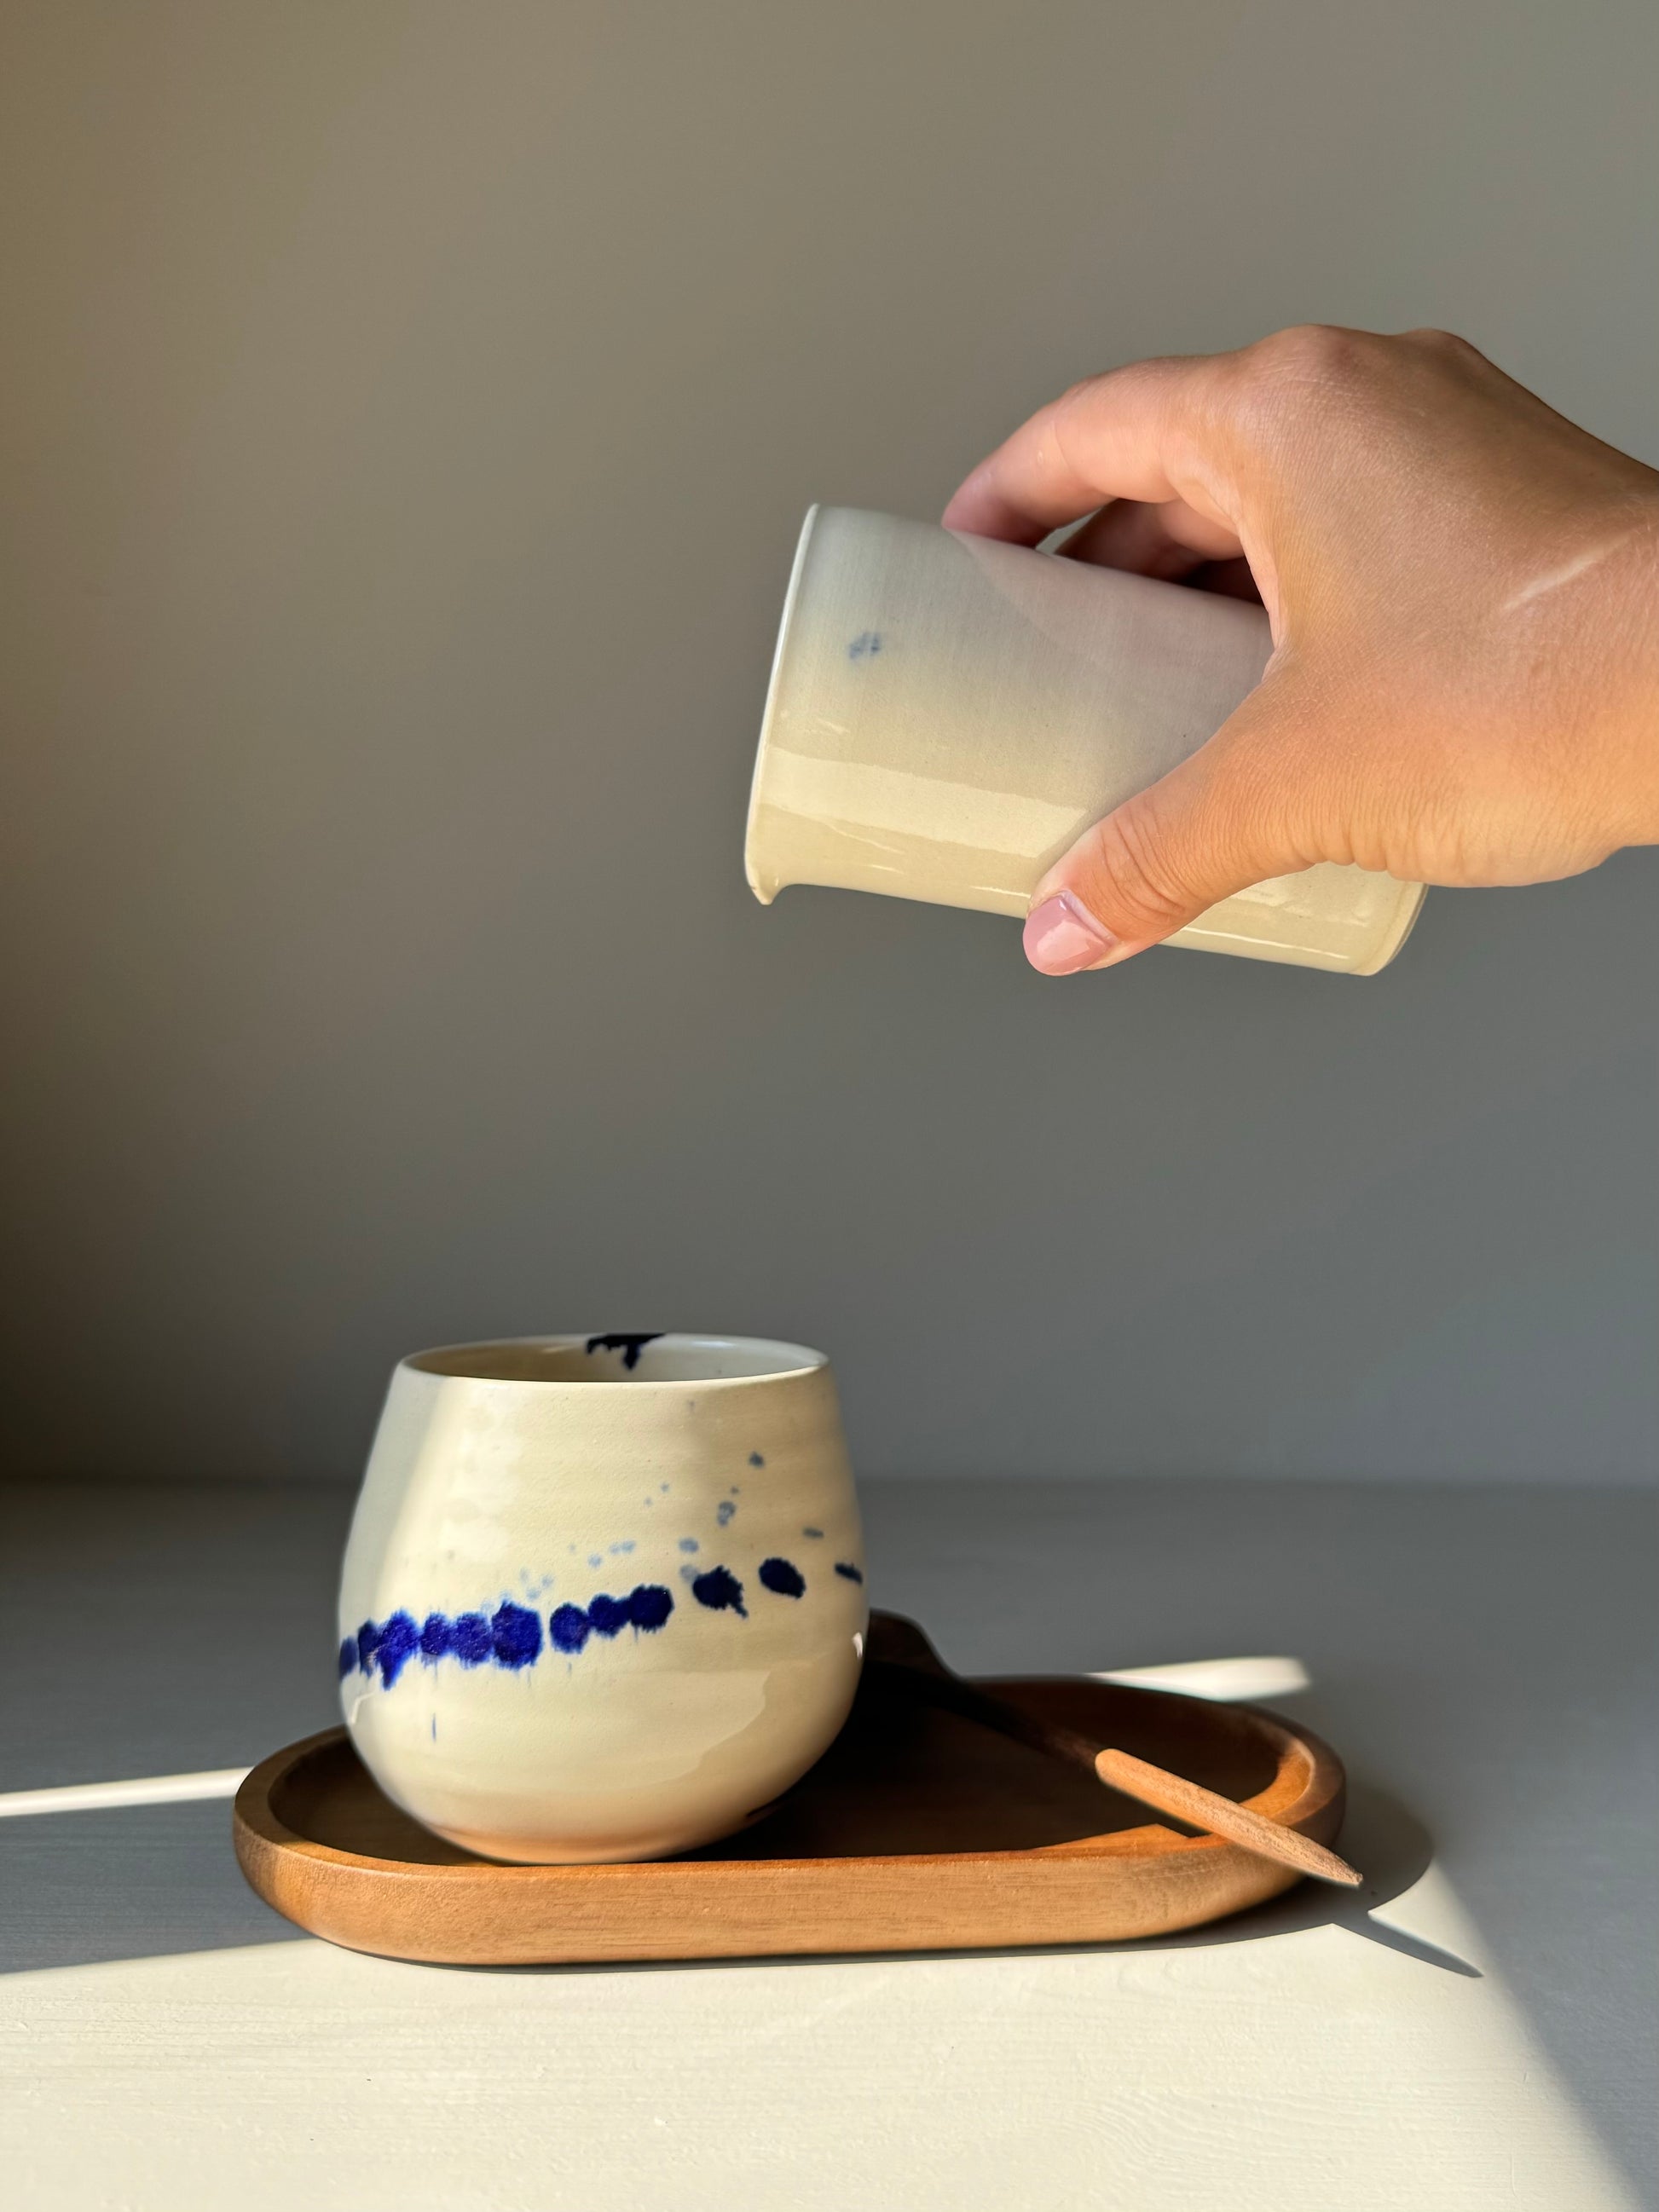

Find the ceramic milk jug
[[745, 507, 1425, 974]]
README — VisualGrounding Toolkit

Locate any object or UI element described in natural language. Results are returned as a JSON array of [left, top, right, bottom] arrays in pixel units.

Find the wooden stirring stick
[[1090, 1746, 1361, 1886], [864, 1613, 1361, 1890]]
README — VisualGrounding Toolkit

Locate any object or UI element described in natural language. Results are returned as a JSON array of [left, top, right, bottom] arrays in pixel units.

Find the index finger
[[942, 353, 1238, 546]]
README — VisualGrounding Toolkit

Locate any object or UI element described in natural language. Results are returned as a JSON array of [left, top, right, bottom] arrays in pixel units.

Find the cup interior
[[404, 1333, 824, 1385]]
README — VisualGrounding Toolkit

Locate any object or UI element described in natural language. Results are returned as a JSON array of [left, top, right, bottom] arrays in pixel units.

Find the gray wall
[[2, 0, 1654, 1486]]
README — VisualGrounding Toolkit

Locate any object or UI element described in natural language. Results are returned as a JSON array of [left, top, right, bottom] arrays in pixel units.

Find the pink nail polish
[[1023, 892, 1118, 975]]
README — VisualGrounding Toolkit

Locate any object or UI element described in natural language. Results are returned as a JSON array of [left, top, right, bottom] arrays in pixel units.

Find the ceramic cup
[[338, 1333, 867, 1863], [745, 506, 1425, 975]]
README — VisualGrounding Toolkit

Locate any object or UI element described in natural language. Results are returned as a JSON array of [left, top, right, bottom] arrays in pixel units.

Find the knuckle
[[1221, 324, 1379, 449], [1084, 803, 1200, 936], [1398, 325, 1477, 361], [1244, 322, 1369, 392]]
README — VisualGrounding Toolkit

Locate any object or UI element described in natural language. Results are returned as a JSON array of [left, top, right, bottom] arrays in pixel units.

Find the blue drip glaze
[[356, 1619, 381, 1672], [419, 1612, 454, 1660], [834, 1562, 864, 1584], [759, 1556, 806, 1599], [691, 1565, 746, 1617], [337, 1637, 357, 1678]]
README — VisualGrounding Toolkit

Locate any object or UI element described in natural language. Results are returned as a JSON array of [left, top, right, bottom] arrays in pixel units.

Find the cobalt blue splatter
[[375, 1611, 419, 1688], [691, 1565, 746, 1617], [453, 1612, 493, 1665], [716, 1500, 736, 1527], [343, 1553, 867, 1692], [630, 1584, 673, 1630], [546, 1584, 677, 1656], [550, 1603, 590, 1655], [491, 1601, 543, 1668], [749, 1452, 766, 1467], [587, 1592, 631, 1637]]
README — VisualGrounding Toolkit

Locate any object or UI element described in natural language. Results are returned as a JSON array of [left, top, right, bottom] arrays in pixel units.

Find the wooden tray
[[234, 1614, 1345, 1965]]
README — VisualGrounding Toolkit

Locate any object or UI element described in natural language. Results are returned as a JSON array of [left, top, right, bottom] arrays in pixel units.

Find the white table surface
[[2, 1476, 1654, 2212]]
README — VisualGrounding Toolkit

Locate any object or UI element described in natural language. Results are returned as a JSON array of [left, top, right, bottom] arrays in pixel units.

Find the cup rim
[[399, 1332, 829, 1389]]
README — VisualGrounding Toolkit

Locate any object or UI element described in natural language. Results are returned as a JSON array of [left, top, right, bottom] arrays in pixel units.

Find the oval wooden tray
[[234, 1614, 1345, 1965]]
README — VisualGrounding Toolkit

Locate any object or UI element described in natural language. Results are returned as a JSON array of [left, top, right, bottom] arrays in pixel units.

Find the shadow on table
[[0, 1799, 304, 1976]]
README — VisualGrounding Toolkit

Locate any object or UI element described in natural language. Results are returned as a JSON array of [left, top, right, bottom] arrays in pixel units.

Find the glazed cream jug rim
[[743, 501, 824, 904], [400, 1332, 828, 1389]]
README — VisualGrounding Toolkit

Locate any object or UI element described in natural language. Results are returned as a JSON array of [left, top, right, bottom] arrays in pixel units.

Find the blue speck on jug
[[835, 1562, 864, 1585], [716, 1500, 737, 1527], [847, 630, 882, 662], [801, 1527, 824, 1540], [679, 1537, 699, 1553], [749, 1452, 766, 1468], [588, 1555, 604, 1568]]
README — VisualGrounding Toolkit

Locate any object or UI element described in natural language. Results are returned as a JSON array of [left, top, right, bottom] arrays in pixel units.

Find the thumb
[[1021, 673, 1328, 974]]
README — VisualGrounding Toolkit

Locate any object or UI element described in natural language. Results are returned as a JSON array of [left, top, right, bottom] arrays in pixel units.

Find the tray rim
[[234, 1674, 1344, 1882]]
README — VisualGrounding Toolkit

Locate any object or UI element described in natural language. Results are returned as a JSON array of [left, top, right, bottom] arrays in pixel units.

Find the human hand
[[942, 326, 1659, 974]]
